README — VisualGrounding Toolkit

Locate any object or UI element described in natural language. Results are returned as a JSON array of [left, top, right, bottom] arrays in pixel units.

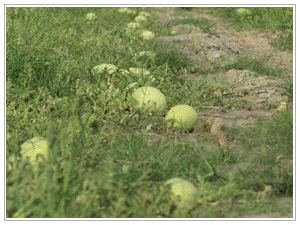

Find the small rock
[[207, 51, 222, 61]]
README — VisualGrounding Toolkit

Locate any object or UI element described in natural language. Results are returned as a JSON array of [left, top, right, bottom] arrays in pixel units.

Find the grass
[[6, 7, 293, 218]]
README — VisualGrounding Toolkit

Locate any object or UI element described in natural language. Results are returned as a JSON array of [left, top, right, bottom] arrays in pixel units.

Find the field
[[6, 7, 293, 218]]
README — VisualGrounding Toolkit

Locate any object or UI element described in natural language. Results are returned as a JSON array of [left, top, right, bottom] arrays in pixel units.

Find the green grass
[[6, 7, 293, 218], [170, 16, 218, 34]]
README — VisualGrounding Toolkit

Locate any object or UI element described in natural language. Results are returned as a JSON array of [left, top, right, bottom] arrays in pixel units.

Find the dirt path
[[142, 7, 293, 218], [145, 7, 293, 141], [150, 7, 292, 128]]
